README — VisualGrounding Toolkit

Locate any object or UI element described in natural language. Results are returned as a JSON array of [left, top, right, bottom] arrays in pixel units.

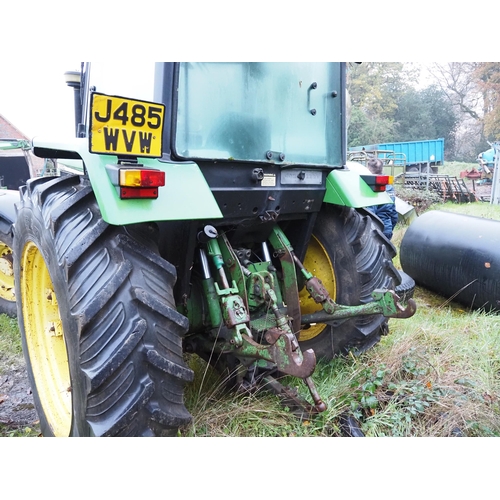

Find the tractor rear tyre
[[394, 270, 415, 304], [299, 204, 400, 359], [14, 175, 193, 436]]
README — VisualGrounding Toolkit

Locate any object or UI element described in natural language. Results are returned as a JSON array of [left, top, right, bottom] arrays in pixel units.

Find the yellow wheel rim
[[21, 241, 72, 436], [299, 235, 337, 341], [0, 242, 15, 302]]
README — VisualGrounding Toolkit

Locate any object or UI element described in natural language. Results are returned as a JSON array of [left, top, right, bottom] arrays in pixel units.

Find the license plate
[[89, 93, 165, 157]]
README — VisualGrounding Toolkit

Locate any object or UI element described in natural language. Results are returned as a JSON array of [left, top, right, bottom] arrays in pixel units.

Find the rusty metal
[[240, 332, 316, 379], [304, 376, 327, 412], [304, 276, 336, 314], [383, 293, 417, 319], [221, 294, 250, 328], [264, 327, 281, 345], [268, 228, 302, 335], [404, 173, 476, 203], [261, 375, 321, 418], [301, 286, 417, 324]]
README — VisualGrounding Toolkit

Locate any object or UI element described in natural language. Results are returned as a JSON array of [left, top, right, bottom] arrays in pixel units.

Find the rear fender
[[324, 169, 392, 208], [32, 137, 223, 225]]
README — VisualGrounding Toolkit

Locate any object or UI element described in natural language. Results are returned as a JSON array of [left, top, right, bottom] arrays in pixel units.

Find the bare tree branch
[[429, 62, 482, 121]]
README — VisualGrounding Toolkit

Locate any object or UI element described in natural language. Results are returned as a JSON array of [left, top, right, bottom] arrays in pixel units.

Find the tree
[[348, 62, 415, 121], [473, 63, 500, 141], [393, 85, 458, 157], [429, 63, 482, 120], [428, 62, 488, 159], [348, 107, 395, 147], [347, 62, 415, 147]]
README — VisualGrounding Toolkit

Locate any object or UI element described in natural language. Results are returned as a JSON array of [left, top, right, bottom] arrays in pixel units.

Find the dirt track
[[0, 354, 39, 435]]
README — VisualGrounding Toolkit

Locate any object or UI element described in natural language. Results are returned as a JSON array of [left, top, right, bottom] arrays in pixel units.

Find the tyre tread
[[300, 205, 399, 359], [15, 175, 192, 436]]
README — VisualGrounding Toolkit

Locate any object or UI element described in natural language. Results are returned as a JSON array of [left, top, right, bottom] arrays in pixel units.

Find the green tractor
[[3, 62, 415, 436]]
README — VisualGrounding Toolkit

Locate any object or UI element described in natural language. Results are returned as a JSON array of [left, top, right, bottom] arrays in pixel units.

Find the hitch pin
[[304, 376, 327, 412]]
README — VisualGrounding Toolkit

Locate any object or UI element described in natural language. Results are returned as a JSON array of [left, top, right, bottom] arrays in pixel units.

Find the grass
[[181, 171, 500, 437], [438, 161, 478, 177], [0, 314, 23, 373], [0, 424, 40, 438], [0, 315, 41, 437], [426, 201, 500, 220], [2, 162, 500, 437], [181, 300, 500, 437]]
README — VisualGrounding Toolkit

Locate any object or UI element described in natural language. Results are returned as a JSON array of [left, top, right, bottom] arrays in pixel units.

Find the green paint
[[31, 137, 222, 225], [324, 169, 392, 207], [202, 278, 223, 328], [301, 289, 414, 323], [300, 268, 314, 281], [219, 234, 248, 306], [250, 312, 282, 332], [268, 225, 293, 251], [0, 139, 31, 151], [207, 239, 225, 271]]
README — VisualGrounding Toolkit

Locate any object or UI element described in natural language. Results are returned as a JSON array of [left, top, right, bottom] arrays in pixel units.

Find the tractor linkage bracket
[[261, 374, 365, 436], [239, 329, 316, 379], [301, 277, 417, 325], [261, 374, 324, 418]]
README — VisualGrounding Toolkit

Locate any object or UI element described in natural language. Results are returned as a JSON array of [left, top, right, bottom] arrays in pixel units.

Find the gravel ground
[[469, 180, 493, 201]]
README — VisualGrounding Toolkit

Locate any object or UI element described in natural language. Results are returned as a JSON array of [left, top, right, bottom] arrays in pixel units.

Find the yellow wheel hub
[[0, 242, 15, 302], [21, 241, 72, 436], [299, 235, 337, 341]]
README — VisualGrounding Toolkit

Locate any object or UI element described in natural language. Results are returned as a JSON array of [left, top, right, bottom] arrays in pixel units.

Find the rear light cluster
[[105, 163, 165, 199], [361, 174, 394, 192], [119, 169, 165, 199]]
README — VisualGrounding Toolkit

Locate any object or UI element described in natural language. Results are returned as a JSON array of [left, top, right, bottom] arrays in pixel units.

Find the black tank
[[400, 210, 500, 312]]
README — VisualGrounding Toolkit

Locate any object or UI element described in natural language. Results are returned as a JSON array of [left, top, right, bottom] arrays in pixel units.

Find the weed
[[0, 315, 22, 375], [2, 193, 500, 437], [0, 424, 40, 438], [396, 187, 442, 215]]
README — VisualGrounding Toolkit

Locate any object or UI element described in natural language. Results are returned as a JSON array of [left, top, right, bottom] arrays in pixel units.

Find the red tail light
[[361, 174, 393, 192], [119, 168, 165, 199]]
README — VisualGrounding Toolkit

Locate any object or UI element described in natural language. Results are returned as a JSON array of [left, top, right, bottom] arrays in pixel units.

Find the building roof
[[0, 113, 28, 140], [0, 113, 44, 174]]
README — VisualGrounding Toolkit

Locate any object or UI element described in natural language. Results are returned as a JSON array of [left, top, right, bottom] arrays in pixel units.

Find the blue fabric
[[367, 185, 398, 240]]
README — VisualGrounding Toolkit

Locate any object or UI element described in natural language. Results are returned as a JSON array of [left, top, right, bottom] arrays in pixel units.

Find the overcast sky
[[0, 60, 81, 138], [0, 60, 471, 141], [1, 60, 429, 140]]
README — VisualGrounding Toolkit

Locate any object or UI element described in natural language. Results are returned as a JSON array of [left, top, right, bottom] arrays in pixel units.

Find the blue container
[[350, 139, 444, 168], [376, 139, 444, 165]]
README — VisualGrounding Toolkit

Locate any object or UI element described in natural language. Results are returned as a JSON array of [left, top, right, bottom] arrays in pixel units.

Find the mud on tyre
[[299, 204, 400, 359], [14, 175, 193, 436]]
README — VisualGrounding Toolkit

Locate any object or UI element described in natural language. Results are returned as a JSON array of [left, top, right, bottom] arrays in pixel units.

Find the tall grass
[[3, 163, 499, 437], [182, 300, 500, 437], [427, 201, 500, 220], [182, 184, 500, 437], [0, 315, 23, 375]]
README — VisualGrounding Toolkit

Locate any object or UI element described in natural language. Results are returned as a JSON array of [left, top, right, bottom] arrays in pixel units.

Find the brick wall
[[0, 113, 45, 174]]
